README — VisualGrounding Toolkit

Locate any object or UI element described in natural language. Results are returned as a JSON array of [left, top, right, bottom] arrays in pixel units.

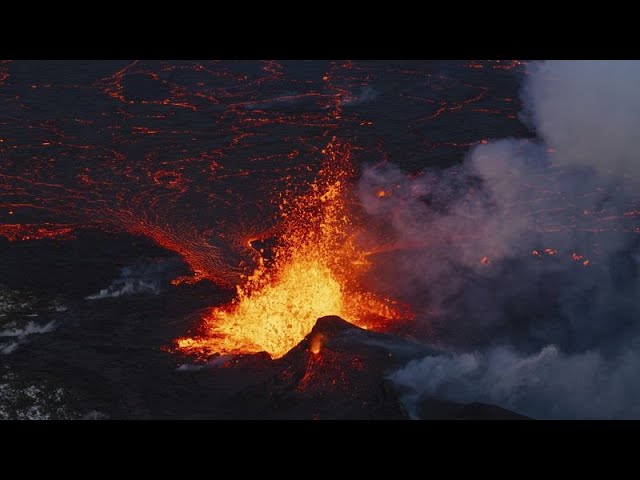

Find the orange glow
[[309, 333, 324, 355], [377, 190, 387, 198], [176, 139, 410, 359], [0, 223, 77, 242]]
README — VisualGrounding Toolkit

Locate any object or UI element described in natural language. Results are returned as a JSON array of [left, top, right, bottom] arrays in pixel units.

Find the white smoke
[[0, 320, 56, 355], [0, 342, 18, 355], [86, 279, 160, 300], [342, 86, 377, 106], [0, 320, 56, 338], [391, 344, 640, 419], [85, 259, 180, 300], [523, 60, 640, 177], [361, 60, 640, 418]]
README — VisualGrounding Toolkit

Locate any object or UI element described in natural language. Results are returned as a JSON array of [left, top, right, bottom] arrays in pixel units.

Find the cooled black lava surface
[[0, 232, 526, 420]]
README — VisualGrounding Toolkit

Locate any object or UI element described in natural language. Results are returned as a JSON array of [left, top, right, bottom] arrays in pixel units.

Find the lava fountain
[[176, 138, 410, 359]]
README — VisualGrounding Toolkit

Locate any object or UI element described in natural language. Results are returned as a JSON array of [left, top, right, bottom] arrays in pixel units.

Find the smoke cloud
[[523, 60, 640, 177], [0, 320, 56, 355], [358, 61, 640, 418], [391, 344, 640, 419], [342, 86, 377, 106], [85, 258, 183, 300]]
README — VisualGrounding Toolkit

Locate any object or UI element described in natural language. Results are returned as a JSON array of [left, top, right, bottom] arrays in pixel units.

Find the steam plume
[[359, 61, 640, 418]]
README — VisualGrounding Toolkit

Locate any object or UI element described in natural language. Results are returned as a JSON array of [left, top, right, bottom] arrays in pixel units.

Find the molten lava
[[0, 223, 77, 242], [310, 333, 324, 355], [177, 139, 409, 359]]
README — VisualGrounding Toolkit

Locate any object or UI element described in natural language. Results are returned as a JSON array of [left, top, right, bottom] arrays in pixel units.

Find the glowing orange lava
[[176, 139, 409, 359], [0, 223, 77, 242], [309, 333, 324, 355]]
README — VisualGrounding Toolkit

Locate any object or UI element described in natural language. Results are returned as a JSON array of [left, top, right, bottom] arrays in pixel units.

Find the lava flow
[[177, 139, 410, 359]]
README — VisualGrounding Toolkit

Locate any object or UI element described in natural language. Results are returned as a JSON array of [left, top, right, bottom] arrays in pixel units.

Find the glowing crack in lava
[[176, 139, 410, 359]]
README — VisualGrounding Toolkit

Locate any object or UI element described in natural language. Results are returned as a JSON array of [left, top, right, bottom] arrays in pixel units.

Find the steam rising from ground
[[391, 345, 640, 419], [86, 259, 183, 300], [0, 321, 56, 355], [360, 61, 640, 418]]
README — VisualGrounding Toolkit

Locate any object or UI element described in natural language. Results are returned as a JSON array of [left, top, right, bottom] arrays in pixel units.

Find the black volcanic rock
[[0, 242, 529, 421], [309, 315, 355, 335], [245, 316, 530, 420], [264, 316, 410, 419], [417, 397, 529, 420]]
